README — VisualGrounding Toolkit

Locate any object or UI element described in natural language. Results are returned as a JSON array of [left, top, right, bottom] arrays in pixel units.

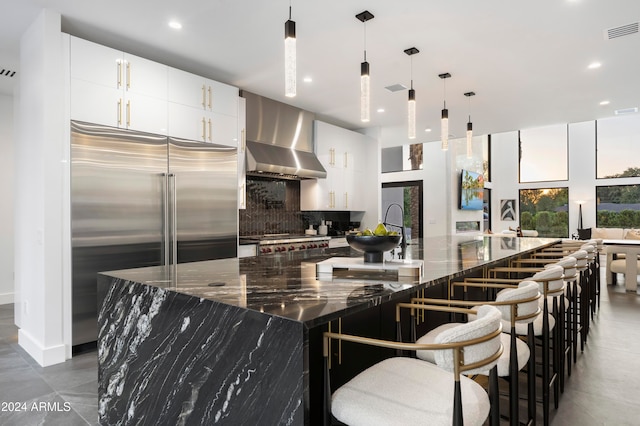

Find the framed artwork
[[500, 199, 516, 221]]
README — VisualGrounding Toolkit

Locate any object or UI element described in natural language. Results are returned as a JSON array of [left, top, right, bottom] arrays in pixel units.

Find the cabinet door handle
[[117, 99, 122, 125], [208, 86, 212, 110], [117, 61, 122, 88], [126, 62, 131, 90], [208, 119, 212, 142], [329, 148, 335, 166], [126, 100, 131, 127], [240, 183, 245, 208], [241, 128, 246, 152], [201, 85, 206, 108], [201, 118, 206, 140]]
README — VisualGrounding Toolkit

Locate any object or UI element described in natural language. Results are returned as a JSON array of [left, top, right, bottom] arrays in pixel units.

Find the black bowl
[[346, 234, 402, 263]]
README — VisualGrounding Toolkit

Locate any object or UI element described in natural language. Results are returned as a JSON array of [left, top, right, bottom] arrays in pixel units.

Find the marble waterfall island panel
[[98, 277, 304, 425]]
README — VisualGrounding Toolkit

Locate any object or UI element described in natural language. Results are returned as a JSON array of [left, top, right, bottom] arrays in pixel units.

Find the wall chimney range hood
[[242, 91, 326, 179]]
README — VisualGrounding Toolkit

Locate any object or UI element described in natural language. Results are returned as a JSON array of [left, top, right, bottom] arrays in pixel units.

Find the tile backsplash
[[239, 177, 304, 236], [238, 177, 361, 236]]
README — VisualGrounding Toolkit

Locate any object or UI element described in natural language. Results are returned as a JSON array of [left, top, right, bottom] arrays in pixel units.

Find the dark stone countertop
[[99, 235, 558, 328]]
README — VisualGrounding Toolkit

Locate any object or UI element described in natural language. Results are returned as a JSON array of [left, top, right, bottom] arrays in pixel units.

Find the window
[[596, 115, 640, 179], [381, 143, 423, 173], [519, 125, 568, 183], [596, 184, 640, 227], [382, 181, 423, 241], [519, 188, 569, 237]]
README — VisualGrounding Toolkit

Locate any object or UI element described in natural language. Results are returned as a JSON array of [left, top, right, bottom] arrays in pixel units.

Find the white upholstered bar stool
[[530, 264, 565, 421], [324, 305, 504, 426], [413, 281, 541, 426], [581, 242, 598, 319], [570, 249, 590, 352]]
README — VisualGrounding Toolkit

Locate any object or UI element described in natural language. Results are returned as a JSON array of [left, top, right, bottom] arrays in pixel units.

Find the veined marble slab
[[98, 277, 303, 425]]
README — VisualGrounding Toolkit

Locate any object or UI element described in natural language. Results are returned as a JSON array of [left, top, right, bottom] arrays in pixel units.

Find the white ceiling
[[1, 0, 639, 141]]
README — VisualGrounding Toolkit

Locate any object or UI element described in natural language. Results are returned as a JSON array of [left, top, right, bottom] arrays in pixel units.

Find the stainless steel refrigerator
[[71, 121, 237, 347]]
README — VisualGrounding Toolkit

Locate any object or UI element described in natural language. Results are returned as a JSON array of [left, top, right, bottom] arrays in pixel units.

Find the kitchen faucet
[[383, 203, 407, 259]]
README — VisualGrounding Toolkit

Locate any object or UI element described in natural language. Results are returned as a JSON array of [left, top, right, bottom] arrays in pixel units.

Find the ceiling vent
[[385, 83, 407, 93], [603, 22, 639, 40], [614, 107, 638, 115], [0, 69, 17, 78]]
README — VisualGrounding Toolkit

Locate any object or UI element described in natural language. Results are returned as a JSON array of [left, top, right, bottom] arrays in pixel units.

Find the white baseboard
[[18, 329, 67, 367], [0, 292, 14, 305]]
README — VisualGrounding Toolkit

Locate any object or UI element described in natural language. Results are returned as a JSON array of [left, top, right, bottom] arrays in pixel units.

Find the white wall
[[15, 9, 70, 366], [0, 94, 14, 304]]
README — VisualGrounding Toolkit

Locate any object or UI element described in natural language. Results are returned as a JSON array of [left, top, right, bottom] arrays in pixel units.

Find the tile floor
[[0, 261, 638, 425]]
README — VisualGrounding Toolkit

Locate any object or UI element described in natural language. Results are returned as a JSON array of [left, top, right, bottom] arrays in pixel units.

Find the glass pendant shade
[[466, 121, 473, 158], [361, 61, 370, 122], [284, 19, 296, 98], [441, 108, 449, 150], [408, 89, 416, 139]]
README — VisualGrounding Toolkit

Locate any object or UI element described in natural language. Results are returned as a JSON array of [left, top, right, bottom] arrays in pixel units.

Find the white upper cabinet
[[167, 67, 238, 117], [167, 103, 237, 146], [69, 37, 168, 134], [301, 121, 369, 211], [69, 36, 239, 142], [167, 67, 238, 145]]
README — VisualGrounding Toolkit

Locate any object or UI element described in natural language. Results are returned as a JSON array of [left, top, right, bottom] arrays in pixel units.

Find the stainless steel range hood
[[242, 91, 326, 179]]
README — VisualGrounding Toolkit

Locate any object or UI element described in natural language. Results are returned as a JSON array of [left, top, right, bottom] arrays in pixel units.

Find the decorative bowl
[[346, 235, 402, 263]]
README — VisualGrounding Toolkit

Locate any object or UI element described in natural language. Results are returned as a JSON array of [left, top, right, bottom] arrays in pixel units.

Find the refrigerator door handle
[[169, 173, 178, 266], [162, 172, 170, 266]]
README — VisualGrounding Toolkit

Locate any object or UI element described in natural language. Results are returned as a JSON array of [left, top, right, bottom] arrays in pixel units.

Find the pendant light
[[464, 92, 475, 158], [284, 2, 296, 97], [439, 73, 451, 150], [356, 11, 374, 123], [405, 47, 419, 139]]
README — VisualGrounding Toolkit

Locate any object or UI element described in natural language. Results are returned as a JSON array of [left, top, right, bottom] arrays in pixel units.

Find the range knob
[[299, 244, 306, 250], [289, 246, 295, 251]]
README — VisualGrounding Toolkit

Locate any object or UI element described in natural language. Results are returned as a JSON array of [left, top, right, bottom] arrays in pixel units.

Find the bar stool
[[485, 266, 560, 426], [580, 242, 598, 318], [323, 305, 504, 426], [528, 264, 564, 423], [414, 281, 541, 426], [570, 249, 590, 351]]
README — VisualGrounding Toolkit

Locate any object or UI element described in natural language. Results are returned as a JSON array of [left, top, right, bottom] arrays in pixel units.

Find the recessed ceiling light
[[303, 76, 312, 83], [377, 108, 385, 113], [587, 62, 601, 69], [600, 100, 610, 106], [424, 128, 432, 132], [169, 21, 182, 30]]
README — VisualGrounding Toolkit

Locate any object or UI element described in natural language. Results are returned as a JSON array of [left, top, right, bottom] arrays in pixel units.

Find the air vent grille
[[604, 22, 639, 40], [385, 84, 407, 93], [1, 69, 17, 78], [614, 107, 638, 115]]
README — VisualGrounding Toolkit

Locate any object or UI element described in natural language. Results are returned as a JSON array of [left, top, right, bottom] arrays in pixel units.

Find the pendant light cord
[[363, 21, 367, 61], [410, 55, 413, 89], [443, 77, 447, 109]]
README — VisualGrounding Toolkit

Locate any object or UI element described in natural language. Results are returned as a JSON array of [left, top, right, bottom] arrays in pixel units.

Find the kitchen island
[[97, 235, 557, 425]]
